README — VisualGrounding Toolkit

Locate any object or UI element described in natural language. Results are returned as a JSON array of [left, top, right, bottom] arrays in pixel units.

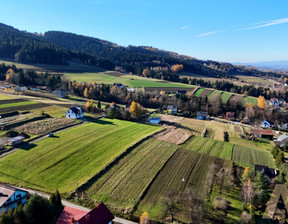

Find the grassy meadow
[[65, 72, 192, 88], [0, 119, 160, 193]]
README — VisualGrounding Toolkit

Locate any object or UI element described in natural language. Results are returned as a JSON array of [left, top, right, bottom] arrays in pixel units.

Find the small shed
[[196, 111, 208, 120], [149, 117, 161, 124], [6, 136, 25, 146]]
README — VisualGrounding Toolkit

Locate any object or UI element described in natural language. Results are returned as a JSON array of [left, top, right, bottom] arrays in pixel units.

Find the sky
[[0, 0, 288, 63]]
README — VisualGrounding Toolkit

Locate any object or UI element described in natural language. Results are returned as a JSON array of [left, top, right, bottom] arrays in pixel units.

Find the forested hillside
[[0, 23, 70, 64], [0, 23, 286, 80]]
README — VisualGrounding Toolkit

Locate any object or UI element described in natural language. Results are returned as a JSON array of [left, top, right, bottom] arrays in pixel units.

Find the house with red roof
[[56, 203, 114, 224]]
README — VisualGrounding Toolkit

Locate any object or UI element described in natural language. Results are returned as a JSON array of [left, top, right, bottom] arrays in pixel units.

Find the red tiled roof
[[56, 206, 88, 224], [251, 129, 274, 136], [56, 203, 114, 224]]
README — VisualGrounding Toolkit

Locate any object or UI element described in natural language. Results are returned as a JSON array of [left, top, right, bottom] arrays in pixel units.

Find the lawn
[[0, 119, 161, 193], [64, 72, 191, 88], [232, 145, 275, 168], [136, 148, 232, 220], [86, 139, 179, 211]]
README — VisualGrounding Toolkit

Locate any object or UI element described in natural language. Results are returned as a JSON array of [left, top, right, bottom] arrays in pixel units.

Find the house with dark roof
[[250, 129, 274, 140], [113, 83, 124, 89], [0, 185, 28, 214], [196, 111, 208, 120], [260, 119, 274, 129], [255, 165, 278, 183], [66, 107, 85, 119], [56, 203, 114, 224]]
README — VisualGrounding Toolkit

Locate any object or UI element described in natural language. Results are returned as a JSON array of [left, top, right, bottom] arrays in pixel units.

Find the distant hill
[[0, 22, 286, 79], [234, 61, 288, 71]]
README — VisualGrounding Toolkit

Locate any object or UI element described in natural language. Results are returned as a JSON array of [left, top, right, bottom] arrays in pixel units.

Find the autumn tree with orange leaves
[[257, 96, 266, 109]]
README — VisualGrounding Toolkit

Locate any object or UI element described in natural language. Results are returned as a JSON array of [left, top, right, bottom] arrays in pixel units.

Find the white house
[[66, 107, 85, 119], [167, 105, 177, 115]]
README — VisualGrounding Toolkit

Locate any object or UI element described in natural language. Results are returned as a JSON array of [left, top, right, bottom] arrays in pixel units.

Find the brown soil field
[[154, 126, 191, 144], [200, 89, 213, 97]]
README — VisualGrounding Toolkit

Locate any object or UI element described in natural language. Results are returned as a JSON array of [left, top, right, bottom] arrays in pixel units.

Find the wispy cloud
[[238, 18, 288, 30], [197, 29, 226, 38], [180, 25, 191, 30]]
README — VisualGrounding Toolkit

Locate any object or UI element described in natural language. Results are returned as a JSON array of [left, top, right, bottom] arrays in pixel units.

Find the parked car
[[48, 132, 54, 137]]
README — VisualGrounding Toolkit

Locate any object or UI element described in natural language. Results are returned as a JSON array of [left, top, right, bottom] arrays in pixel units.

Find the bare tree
[[179, 188, 204, 224], [242, 179, 254, 204], [160, 190, 179, 222]]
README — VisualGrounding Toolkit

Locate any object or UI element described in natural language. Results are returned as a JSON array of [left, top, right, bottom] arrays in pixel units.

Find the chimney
[[71, 217, 74, 223], [85, 214, 90, 221]]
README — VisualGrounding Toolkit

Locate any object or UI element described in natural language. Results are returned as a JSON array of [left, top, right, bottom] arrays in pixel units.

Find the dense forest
[[0, 22, 286, 81]]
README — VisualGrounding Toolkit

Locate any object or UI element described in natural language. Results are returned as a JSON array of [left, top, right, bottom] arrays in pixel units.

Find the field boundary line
[[76, 128, 165, 193], [131, 146, 180, 214]]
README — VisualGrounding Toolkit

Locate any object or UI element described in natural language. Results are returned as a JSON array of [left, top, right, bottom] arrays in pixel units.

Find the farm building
[[250, 129, 274, 140], [274, 135, 288, 148], [66, 107, 85, 119], [196, 111, 208, 120], [149, 117, 161, 124], [0, 184, 28, 214], [56, 203, 114, 224], [254, 165, 278, 183], [6, 136, 25, 146], [260, 119, 274, 129], [167, 105, 177, 115], [279, 123, 288, 130], [225, 112, 235, 120]]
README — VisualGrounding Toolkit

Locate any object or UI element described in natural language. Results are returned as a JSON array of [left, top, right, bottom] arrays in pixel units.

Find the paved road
[[13, 185, 138, 224]]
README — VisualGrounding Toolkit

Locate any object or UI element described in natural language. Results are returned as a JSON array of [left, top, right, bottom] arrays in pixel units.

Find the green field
[[136, 148, 232, 220], [182, 136, 233, 160], [0, 119, 160, 192], [65, 72, 192, 88], [86, 139, 179, 210], [221, 92, 233, 103], [194, 88, 205, 97], [0, 101, 38, 109], [242, 96, 258, 105], [232, 145, 275, 168]]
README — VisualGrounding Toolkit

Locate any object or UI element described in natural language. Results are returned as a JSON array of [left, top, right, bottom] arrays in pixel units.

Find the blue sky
[[0, 0, 288, 63]]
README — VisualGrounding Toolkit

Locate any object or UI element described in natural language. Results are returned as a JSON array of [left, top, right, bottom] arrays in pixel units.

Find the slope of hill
[[0, 23, 71, 65], [1, 22, 286, 80]]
